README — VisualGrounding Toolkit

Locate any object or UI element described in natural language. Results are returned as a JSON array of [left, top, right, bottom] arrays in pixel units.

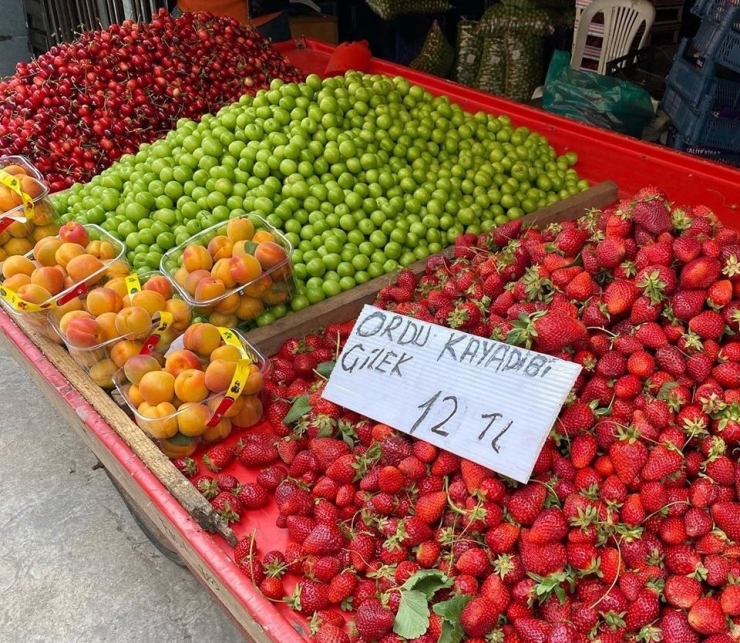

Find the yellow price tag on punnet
[[125, 274, 142, 296], [0, 168, 35, 229], [139, 311, 173, 355], [0, 281, 88, 313], [207, 327, 255, 427]]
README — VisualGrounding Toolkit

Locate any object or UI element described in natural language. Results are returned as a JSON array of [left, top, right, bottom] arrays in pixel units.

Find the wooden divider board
[[0, 179, 617, 641], [245, 181, 619, 356]]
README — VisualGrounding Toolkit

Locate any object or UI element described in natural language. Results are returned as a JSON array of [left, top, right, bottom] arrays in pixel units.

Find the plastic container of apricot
[[160, 213, 295, 329], [0, 155, 61, 259], [113, 326, 268, 454], [0, 224, 128, 340], [47, 271, 193, 389]]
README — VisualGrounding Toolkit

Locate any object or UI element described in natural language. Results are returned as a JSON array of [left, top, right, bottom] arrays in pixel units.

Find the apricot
[[210, 344, 242, 363], [124, 354, 162, 385], [262, 281, 292, 305], [16, 283, 52, 305], [33, 224, 61, 243], [88, 359, 117, 389], [182, 244, 213, 272], [207, 393, 245, 419], [213, 291, 243, 315], [58, 221, 90, 246], [252, 230, 275, 244], [128, 383, 144, 407], [242, 368, 264, 396], [3, 237, 33, 256], [159, 434, 198, 458], [0, 248, 6, 262], [2, 255, 36, 279], [183, 268, 212, 296], [242, 274, 272, 298], [211, 258, 237, 289], [104, 276, 129, 299], [176, 402, 212, 437], [110, 340, 144, 368], [202, 417, 232, 443], [86, 287, 123, 316], [58, 309, 92, 334], [229, 253, 262, 286], [115, 306, 153, 339], [127, 290, 166, 316], [183, 323, 222, 358], [31, 266, 66, 296], [20, 175, 44, 200], [2, 273, 31, 292], [96, 311, 119, 341], [86, 239, 117, 260], [55, 242, 86, 268], [254, 241, 287, 271], [32, 202, 58, 226], [64, 315, 104, 348], [105, 260, 130, 279], [66, 254, 104, 285], [173, 266, 189, 290], [33, 237, 63, 267], [137, 401, 178, 439], [139, 370, 176, 405], [164, 349, 202, 377], [226, 217, 255, 242], [207, 235, 234, 262], [143, 275, 174, 300], [194, 276, 226, 303], [207, 312, 238, 328], [232, 395, 263, 429], [204, 358, 238, 394], [7, 220, 32, 238], [235, 295, 264, 321], [163, 298, 192, 332], [174, 368, 210, 403]]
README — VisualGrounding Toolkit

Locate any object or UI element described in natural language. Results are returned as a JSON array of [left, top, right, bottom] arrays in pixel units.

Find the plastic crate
[[667, 39, 740, 110], [606, 46, 669, 100], [662, 82, 740, 148], [668, 128, 740, 165], [690, 0, 740, 25]]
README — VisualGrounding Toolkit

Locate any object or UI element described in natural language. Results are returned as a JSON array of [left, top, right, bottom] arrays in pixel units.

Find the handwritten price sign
[[323, 305, 582, 483]]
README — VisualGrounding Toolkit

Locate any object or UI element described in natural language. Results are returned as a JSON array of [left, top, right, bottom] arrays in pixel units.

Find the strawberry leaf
[[283, 395, 312, 425], [434, 595, 472, 643], [393, 589, 429, 639], [400, 569, 452, 598], [316, 361, 336, 377], [438, 620, 465, 643]]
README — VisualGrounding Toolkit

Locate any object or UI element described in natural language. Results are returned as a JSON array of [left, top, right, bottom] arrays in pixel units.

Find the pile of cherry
[[0, 10, 304, 191], [182, 187, 740, 643]]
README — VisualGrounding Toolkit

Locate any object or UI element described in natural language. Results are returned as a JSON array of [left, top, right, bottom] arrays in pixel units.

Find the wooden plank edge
[[9, 315, 239, 547], [245, 181, 620, 356], [0, 318, 306, 643]]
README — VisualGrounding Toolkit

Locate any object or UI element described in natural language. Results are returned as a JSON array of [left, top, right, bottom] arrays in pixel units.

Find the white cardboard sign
[[323, 305, 582, 484]]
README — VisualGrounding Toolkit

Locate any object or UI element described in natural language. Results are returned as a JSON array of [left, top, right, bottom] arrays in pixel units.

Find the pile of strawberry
[[181, 187, 740, 643]]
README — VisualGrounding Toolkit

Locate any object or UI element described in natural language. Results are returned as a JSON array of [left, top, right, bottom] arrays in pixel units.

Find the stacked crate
[[661, 0, 740, 165]]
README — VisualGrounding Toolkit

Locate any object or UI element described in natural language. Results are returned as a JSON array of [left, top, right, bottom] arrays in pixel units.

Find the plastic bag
[[542, 50, 656, 137], [366, 0, 453, 21], [454, 19, 482, 86], [410, 20, 455, 77], [325, 41, 373, 76], [504, 32, 546, 101], [475, 35, 507, 95]]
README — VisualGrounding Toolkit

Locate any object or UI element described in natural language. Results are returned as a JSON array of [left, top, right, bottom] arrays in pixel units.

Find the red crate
[[276, 39, 740, 226]]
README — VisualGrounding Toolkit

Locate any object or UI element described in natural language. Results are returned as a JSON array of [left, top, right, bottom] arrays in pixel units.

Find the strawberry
[[625, 587, 660, 630], [558, 400, 595, 436], [689, 310, 725, 339], [570, 434, 598, 468], [609, 431, 648, 484], [255, 465, 287, 491], [661, 609, 701, 643], [455, 548, 492, 578], [680, 257, 722, 289], [664, 575, 703, 609], [172, 457, 198, 477], [202, 443, 236, 473], [414, 491, 447, 524], [355, 599, 395, 641], [460, 596, 502, 637], [309, 437, 350, 471], [528, 508, 567, 544], [512, 618, 552, 643], [314, 624, 349, 643], [484, 522, 520, 554], [632, 196, 673, 234], [720, 585, 740, 616], [266, 399, 291, 431], [294, 579, 329, 614], [710, 502, 740, 541], [191, 474, 219, 500], [238, 433, 279, 467], [596, 236, 626, 268], [640, 443, 683, 481], [259, 576, 285, 600], [688, 597, 727, 635], [603, 279, 639, 316], [237, 482, 269, 510], [529, 311, 588, 352], [378, 465, 405, 494], [447, 301, 481, 330], [564, 271, 596, 301], [302, 523, 344, 555], [211, 492, 241, 524]]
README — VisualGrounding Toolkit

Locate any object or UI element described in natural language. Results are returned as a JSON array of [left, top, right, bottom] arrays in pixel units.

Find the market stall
[[3, 18, 740, 643]]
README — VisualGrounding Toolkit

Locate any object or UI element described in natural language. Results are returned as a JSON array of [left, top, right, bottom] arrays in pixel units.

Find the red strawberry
[[309, 437, 350, 471], [603, 279, 639, 316], [355, 599, 395, 641], [211, 492, 241, 524], [314, 624, 349, 643], [625, 587, 660, 630], [302, 523, 344, 555], [455, 548, 492, 578], [640, 443, 683, 481], [528, 508, 567, 544], [485, 522, 520, 554], [689, 310, 725, 339], [414, 491, 447, 524], [609, 431, 648, 484], [259, 576, 285, 600], [447, 301, 481, 330], [506, 484, 547, 525], [661, 609, 700, 643], [670, 290, 707, 320], [294, 579, 329, 614], [570, 434, 598, 468], [632, 196, 673, 234], [513, 618, 552, 643], [720, 585, 740, 616], [238, 433, 279, 467], [191, 474, 219, 500], [529, 311, 588, 352], [564, 271, 596, 301], [688, 597, 727, 635], [558, 401, 595, 436], [596, 236, 626, 268], [460, 596, 502, 637], [172, 457, 198, 477], [237, 482, 269, 510], [664, 575, 703, 609], [710, 502, 740, 541], [680, 257, 722, 289]]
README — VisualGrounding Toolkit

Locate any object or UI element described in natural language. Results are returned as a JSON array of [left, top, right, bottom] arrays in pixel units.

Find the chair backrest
[[571, 0, 656, 74]]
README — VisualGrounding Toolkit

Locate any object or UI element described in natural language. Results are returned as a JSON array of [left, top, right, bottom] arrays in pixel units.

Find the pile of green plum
[[55, 72, 587, 314]]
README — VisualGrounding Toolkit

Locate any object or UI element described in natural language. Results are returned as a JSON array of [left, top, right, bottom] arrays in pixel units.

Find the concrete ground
[[0, 347, 246, 643]]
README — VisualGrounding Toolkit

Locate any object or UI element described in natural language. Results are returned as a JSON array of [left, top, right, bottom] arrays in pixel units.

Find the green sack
[[542, 50, 656, 138], [410, 20, 455, 77], [475, 35, 507, 95], [366, 0, 453, 21], [454, 19, 482, 87], [504, 31, 546, 101]]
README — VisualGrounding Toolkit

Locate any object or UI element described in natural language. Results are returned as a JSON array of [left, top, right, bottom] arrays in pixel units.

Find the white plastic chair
[[571, 0, 656, 75]]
